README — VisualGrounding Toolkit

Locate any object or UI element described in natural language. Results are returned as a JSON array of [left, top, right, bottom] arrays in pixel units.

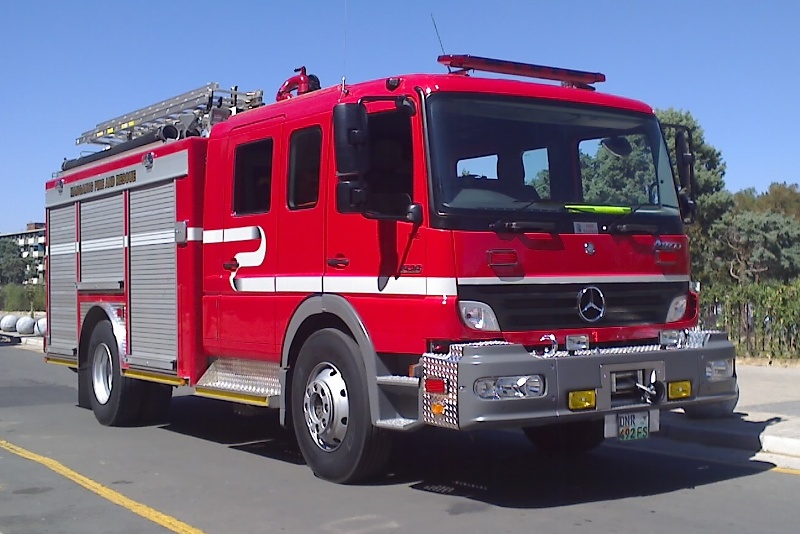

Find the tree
[[734, 182, 800, 220], [0, 239, 25, 285], [712, 210, 800, 283], [656, 109, 734, 286]]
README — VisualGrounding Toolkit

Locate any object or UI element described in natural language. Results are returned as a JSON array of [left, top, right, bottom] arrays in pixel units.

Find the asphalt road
[[1, 344, 799, 534]]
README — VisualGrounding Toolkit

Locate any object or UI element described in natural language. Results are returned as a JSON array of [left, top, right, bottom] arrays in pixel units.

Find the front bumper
[[420, 331, 738, 431]]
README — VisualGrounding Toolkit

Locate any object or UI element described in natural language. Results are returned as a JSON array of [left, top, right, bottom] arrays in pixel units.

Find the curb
[[0, 334, 43, 351], [659, 411, 800, 459]]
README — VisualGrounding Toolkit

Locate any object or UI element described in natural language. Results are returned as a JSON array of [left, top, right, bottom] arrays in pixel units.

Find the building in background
[[0, 222, 46, 285]]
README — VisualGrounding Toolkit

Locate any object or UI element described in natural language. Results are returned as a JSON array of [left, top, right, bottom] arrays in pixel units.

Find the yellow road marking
[[772, 466, 800, 476], [0, 438, 204, 534]]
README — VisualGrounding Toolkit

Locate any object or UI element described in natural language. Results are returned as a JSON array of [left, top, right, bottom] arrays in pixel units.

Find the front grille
[[457, 281, 686, 331]]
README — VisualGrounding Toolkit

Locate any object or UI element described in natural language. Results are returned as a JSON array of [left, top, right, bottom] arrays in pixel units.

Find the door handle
[[223, 259, 239, 271], [327, 257, 350, 268]]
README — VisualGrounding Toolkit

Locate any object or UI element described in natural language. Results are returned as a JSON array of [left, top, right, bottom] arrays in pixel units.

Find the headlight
[[458, 301, 500, 331], [706, 359, 734, 381], [474, 375, 545, 399], [666, 295, 688, 323]]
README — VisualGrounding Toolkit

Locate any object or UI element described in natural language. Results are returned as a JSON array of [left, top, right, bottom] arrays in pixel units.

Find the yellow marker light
[[668, 380, 692, 400], [431, 403, 445, 415], [568, 389, 596, 410]]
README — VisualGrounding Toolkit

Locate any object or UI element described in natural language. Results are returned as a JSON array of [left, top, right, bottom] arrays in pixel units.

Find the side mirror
[[336, 180, 368, 213], [333, 103, 370, 178], [675, 129, 698, 224], [406, 203, 423, 226], [675, 130, 695, 198], [600, 136, 633, 158]]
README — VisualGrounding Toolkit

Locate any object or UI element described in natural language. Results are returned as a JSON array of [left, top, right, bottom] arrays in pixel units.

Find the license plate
[[618, 411, 649, 441]]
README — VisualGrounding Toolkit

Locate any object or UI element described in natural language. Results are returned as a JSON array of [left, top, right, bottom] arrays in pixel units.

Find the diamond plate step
[[195, 358, 282, 401], [376, 375, 420, 388], [375, 417, 421, 431]]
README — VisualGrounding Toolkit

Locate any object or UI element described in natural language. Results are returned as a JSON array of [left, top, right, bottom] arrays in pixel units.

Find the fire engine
[[45, 55, 739, 483]]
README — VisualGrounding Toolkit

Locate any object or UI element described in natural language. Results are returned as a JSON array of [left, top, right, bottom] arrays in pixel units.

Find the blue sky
[[1, 0, 798, 233]]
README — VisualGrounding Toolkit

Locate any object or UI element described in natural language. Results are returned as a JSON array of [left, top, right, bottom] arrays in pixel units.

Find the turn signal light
[[668, 380, 692, 400], [568, 389, 596, 410], [431, 403, 445, 415]]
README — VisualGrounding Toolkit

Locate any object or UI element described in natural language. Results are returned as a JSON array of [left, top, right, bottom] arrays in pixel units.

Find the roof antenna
[[341, 0, 349, 94], [431, 13, 451, 73]]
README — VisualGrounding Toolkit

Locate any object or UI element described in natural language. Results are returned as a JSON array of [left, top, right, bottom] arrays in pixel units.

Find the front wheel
[[523, 420, 605, 455], [291, 329, 390, 483], [88, 321, 141, 426]]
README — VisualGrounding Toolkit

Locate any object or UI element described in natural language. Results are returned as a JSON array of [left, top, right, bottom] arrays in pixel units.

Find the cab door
[[324, 107, 428, 352], [274, 121, 327, 339], [206, 117, 283, 360]]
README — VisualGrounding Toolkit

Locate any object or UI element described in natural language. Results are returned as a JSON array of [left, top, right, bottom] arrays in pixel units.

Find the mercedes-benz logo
[[577, 286, 605, 323]]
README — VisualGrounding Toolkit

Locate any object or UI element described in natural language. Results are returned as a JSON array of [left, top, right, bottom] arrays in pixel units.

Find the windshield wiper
[[605, 204, 659, 235]]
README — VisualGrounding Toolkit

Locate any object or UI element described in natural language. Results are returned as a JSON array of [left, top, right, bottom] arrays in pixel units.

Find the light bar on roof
[[438, 54, 606, 88]]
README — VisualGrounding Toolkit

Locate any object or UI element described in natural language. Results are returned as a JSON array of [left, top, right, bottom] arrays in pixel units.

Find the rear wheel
[[88, 321, 141, 426], [523, 420, 605, 455], [291, 328, 391, 483]]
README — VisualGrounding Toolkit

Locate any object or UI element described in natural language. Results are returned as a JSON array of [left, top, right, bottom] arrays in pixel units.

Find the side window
[[522, 148, 550, 199], [287, 126, 322, 210], [233, 138, 273, 215], [363, 111, 413, 216]]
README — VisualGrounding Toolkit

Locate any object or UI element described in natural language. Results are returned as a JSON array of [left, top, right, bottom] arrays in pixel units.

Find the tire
[[291, 328, 391, 484], [683, 383, 739, 419], [523, 420, 605, 455], [87, 321, 141, 426]]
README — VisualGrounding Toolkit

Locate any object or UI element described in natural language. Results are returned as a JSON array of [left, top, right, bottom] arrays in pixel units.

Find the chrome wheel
[[303, 362, 349, 452], [91, 343, 113, 405]]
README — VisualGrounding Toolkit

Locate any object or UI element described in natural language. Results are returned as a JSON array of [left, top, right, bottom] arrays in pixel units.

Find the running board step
[[195, 358, 281, 406], [375, 417, 422, 431], [376, 375, 419, 388]]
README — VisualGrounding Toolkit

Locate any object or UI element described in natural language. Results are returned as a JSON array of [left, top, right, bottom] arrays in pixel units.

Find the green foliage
[[0, 239, 26, 285], [733, 182, 800, 220], [701, 282, 800, 359], [0, 284, 45, 313], [711, 210, 800, 283], [581, 134, 653, 206]]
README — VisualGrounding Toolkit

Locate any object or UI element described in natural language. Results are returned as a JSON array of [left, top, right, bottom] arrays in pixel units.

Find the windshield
[[426, 94, 680, 228]]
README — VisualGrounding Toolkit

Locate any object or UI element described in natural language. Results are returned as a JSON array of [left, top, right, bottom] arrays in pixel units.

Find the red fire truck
[[45, 55, 739, 483]]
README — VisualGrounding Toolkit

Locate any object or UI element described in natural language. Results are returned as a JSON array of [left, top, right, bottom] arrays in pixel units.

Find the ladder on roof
[[75, 83, 264, 146]]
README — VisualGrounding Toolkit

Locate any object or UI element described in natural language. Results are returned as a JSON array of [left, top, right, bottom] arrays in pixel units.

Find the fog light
[[660, 329, 685, 348], [706, 359, 734, 381], [568, 389, 596, 410], [668, 380, 692, 400]]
